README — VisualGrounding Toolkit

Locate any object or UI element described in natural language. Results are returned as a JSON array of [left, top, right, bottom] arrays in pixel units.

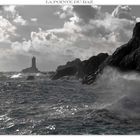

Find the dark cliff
[[82, 53, 109, 84], [107, 22, 140, 71], [52, 23, 140, 83], [52, 53, 109, 80], [52, 58, 83, 80], [84, 22, 140, 84]]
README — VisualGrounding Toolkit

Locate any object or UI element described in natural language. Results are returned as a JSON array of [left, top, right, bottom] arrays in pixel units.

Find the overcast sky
[[0, 5, 139, 71]]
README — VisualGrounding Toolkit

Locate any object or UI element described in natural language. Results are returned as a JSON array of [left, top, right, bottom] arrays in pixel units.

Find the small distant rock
[[26, 75, 35, 80]]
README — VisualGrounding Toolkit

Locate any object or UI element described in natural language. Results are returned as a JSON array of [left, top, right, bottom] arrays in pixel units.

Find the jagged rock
[[52, 23, 140, 83], [82, 53, 109, 84], [26, 75, 35, 80], [52, 58, 83, 80], [84, 22, 140, 84], [21, 56, 40, 73], [52, 53, 109, 80], [107, 22, 140, 71]]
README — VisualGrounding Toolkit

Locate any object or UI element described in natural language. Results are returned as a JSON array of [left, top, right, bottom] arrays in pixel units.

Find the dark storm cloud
[[73, 6, 101, 23]]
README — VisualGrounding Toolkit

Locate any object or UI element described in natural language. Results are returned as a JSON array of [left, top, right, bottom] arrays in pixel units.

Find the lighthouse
[[32, 56, 36, 68], [21, 56, 40, 73]]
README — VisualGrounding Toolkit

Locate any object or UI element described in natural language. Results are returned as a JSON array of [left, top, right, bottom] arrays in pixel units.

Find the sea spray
[[91, 66, 140, 118], [11, 73, 22, 79]]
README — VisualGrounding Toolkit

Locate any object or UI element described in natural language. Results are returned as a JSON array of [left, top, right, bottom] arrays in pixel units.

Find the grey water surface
[[0, 68, 140, 135]]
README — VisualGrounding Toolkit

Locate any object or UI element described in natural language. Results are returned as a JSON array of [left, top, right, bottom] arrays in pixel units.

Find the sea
[[0, 67, 140, 135]]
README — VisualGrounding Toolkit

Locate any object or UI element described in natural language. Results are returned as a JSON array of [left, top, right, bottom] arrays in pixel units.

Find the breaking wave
[[11, 73, 23, 79], [92, 67, 140, 119]]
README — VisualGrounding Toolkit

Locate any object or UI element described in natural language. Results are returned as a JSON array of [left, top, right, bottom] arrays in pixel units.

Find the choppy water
[[0, 68, 140, 135]]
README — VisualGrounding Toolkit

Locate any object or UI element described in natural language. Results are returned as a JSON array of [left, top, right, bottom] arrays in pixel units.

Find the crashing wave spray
[[90, 66, 140, 118]]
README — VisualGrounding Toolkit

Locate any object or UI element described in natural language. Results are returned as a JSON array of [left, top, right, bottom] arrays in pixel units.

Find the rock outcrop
[[107, 22, 140, 71], [21, 56, 40, 73], [84, 22, 140, 84], [26, 75, 35, 80], [52, 53, 109, 80], [82, 53, 109, 84], [53, 23, 140, 83], [52, 58, 83, 80]]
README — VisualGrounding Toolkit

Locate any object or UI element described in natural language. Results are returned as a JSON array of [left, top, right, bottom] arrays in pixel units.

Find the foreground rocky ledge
[[84, 22, 140, 84], [52, 22, 140, 84], [52, 53, 109, 81]]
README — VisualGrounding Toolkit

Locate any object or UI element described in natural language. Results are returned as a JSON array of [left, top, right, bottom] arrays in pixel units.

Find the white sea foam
[[11, 73, 22, 79], [90, 67, 140, 118]]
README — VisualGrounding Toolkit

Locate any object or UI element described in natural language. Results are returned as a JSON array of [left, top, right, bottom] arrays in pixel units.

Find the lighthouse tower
[[32, 56, 36, 68], [21, 56, 39, 73]]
